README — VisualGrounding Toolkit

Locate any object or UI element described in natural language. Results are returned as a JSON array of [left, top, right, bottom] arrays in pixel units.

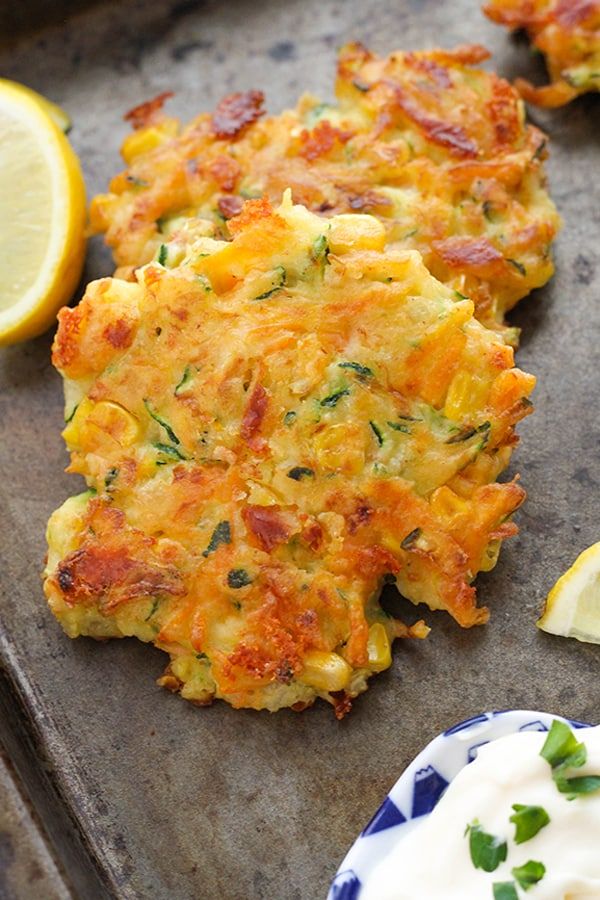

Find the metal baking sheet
[[1, 1, 599, 897]]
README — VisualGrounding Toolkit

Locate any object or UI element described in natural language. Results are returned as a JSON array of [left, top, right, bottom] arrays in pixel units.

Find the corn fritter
[[90, 43, 559, 337], [44, 197, 534, 716]]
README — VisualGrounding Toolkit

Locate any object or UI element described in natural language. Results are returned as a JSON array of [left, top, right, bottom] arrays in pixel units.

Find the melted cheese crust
[[90, 43, 559, 335], [45, 198, 534, 715], [485, 0, 600, 105]]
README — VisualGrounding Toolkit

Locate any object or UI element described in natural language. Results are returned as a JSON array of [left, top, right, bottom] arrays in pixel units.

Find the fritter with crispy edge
[[485, 0, 600, 106], [45, 196, 534, 716], [90, 43, 559, 338]]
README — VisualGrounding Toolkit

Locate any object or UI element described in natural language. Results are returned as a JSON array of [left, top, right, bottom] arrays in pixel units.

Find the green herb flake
[[446, 425, 477, 444], [174, 365, 194, 395], [311, 234, 330, 271], [454, 289, 469, 301], [387, 420, 411, 434], [467, 822, 508, 873], [320, 387, 350, 408], [104, 467, 119, 491], [338, 361, 374, 379], [510, 804, 550, 844], [352, 78, 370, 92], [533, 138, 547, 162], [153, 442, 187, 461], [196, 652, 208, 660], [369, 421, 384, 446], [540, 719, 586, 771], [227, 568, 252, 589], [401, 527, 422, 550], [512, 860, 546, 891], [539, 719, 600, 798], [144, 598, 161, 622], [157, 243, 168, 266], [253, 266, 286, 301], [558, 774, 600, 797], [64, 403, 79, 424], [202, 520, 231, 557], [493, 883, 519, 900], [144, 399, 181, 445], [507, 258, 527, 277], [284, 411, 297, 426], [287, 466, 315, 481], [126, 174, 149, 188]]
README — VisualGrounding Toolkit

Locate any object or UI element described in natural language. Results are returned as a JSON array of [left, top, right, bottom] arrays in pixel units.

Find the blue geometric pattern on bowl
[[327, 709, 594, 900]]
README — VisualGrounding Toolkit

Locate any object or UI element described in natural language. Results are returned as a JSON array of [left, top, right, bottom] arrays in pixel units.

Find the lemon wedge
[[538, 542, 600, 644], [0, 78, 72, 133], [0, 79, 86, 345]]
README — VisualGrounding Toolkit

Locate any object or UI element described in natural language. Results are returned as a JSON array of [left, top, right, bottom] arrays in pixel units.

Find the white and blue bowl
[[328, 709, 593, 900]]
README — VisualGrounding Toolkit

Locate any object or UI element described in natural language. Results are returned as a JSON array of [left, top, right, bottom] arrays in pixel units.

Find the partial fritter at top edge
[[90, 43, 560, 339]]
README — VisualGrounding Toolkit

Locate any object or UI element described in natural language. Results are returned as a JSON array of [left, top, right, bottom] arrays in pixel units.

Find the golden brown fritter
[[45, 198, 534, 716], [90, 43, 559, 337], [485, 0, 600, 105]]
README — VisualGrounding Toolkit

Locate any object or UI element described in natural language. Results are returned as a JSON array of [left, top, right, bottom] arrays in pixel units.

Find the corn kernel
[[329, 214, 386, 254], [121, 120, 177, 165], [299, 650, 351, 692], [314, 424, 365, 475], [367, 623, 392, 672], [78, 400, 140, 451], [61, 397, 95, 447], [89, 193, 117, 233], [444, 371, 489, 420], [429, 485, 469, 527]]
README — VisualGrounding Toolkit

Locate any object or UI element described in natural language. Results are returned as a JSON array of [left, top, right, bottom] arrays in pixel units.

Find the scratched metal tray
[[1, 1, 599, 897]]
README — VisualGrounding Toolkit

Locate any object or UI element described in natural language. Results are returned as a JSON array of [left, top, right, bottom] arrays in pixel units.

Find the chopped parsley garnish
[[196, 652, 208, 660], [253, 266, 286, 300], [144, 399, 181, 445], [493, 883, 518, 900], [153, 442, 187, 461], [202, 521, 231, 557], [338, 361, 373, 379], [454, 289, 469, 301], [284, 410, 297, 426], [287, 466, 314, 481], [157, 243, 168, 266], [320, 387, 350, 408], [466, 822, 507, 872], [539, 719, 600, 798], [506, 258, 527, 277], [512, 860, 546, 891], [400, 527, 421, 550], [227, 568, 252, 589], [509, 804, 550, 844], [369, 421, 384, 446]]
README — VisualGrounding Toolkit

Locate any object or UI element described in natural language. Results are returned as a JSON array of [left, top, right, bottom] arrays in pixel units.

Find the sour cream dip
[[361, 724, 600, 899]]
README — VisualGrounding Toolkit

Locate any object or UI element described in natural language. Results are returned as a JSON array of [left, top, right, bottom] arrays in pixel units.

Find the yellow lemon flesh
[[538, 542, 600, 644], [0, 80, 86, 345]]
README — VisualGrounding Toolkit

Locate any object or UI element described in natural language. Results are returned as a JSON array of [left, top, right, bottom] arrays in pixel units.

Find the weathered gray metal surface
[[0, 749, 72, 900], [0, 1, 599, 898]]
